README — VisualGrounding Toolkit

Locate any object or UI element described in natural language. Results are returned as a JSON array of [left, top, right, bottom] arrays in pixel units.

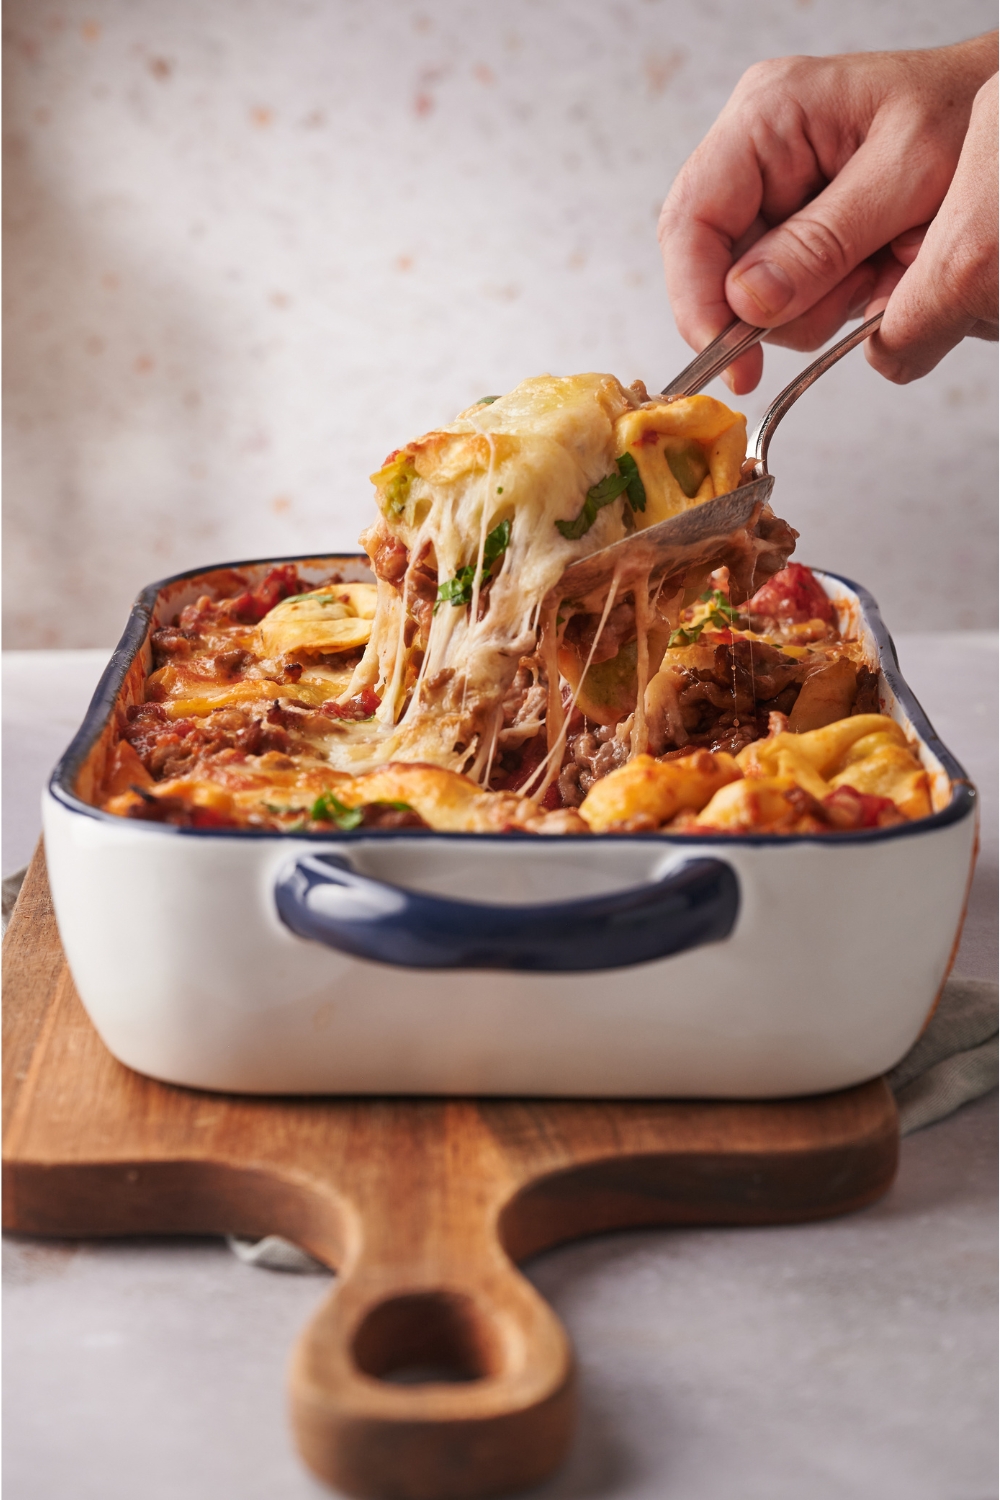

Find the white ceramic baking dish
[[43, 554, 977, 1098]]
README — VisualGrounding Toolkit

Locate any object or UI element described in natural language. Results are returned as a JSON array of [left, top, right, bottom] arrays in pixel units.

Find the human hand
[[658, 34, 998, 392], [864, 72, 997, 382]]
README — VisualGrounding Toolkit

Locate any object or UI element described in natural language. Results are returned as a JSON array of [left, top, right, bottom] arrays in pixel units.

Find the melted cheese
[[346, 376, 749, 777], [99, 370, 939, 838]]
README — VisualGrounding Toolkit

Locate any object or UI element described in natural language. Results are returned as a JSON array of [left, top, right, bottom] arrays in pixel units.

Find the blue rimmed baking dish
[[43, 553, 977, 1097]]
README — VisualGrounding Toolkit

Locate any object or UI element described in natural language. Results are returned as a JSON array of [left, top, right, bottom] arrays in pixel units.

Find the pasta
[[95, 374, 933, 836]]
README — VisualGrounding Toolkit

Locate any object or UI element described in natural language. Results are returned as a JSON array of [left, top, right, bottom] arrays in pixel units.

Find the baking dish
[[43, 553, 977, 1098]]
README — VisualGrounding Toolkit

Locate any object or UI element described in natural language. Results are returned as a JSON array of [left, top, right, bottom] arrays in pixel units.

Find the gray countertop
[[3, 636, 997, 1500]]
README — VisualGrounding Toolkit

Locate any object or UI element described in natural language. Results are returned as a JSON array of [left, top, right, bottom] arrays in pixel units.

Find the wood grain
[[3, 844, 900, 1500]]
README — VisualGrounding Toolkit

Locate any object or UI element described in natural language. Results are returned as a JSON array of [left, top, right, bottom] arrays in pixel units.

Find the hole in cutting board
[[353, 1290, 501, 1386]]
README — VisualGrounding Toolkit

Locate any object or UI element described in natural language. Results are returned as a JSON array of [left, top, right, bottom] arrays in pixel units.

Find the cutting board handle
[[289, 1233, 575, 1500]]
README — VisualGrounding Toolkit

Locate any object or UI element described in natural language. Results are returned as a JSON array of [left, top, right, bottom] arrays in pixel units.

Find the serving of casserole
[[43, 372, 977, 1096]]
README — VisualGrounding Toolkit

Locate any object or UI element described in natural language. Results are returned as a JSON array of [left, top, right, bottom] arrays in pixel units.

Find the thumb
[[723, 130, 955, 328]]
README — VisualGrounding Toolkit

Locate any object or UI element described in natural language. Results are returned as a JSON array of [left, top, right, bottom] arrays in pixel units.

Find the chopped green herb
[[497, 486, 504, 493], [699, 589, 740, 624], [308, 794, 415, 830], [477, 395, 500, 405], [482, 517, 511, 571], [556, 471, 629, 541], [589, 470, 633, 505], [616, 451, 646, 513], [434, 519, 512, 613], [667, 592, 740, 647], [556, 453, 648, 541], [382, 456, 417, 517], [668, 622, 707, 648], [434, 566, 476, 612], [310, 791, 364, 830]]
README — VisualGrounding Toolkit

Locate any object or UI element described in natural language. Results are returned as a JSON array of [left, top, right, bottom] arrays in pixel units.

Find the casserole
[[43, 553, 977, 1098]]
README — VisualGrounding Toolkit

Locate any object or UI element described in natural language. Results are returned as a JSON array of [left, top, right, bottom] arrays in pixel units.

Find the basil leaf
[[482, 517, 511, 572], [587, 471, 632, 505], [310, 791, 364, 830], [434, 520, 511, 613], [434, 566, 475, 613], [556, 466, 632, 540], [616, 451, 646, 513]]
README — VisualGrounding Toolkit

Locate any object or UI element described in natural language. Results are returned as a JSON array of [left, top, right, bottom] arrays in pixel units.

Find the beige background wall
[[4, 0, 997, 648]]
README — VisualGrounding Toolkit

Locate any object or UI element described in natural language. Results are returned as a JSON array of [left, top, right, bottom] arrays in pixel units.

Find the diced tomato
[[226, 564, 304, 624], [747, 563, 836, 625], [494, 732, 549, 793], [188, 806, 237, 828], [822, 785, 903, 830], [322, 687, 382, 722]]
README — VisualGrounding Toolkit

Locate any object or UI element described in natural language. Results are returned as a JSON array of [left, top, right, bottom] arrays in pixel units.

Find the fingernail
[[731, 260, 794, 319]]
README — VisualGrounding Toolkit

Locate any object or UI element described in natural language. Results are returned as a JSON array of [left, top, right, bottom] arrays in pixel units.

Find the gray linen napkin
[[886, 976, 999, 1135], [1, 870, 27, 932], [4, 865, 996, 1274]]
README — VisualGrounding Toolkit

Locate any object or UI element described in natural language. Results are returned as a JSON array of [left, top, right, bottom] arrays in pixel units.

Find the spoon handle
[[747, 312, 885, 477], [660, 318, 764, 399]]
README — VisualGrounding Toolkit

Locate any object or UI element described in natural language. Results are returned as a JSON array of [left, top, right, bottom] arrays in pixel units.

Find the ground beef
[[853, 666, 880, 715], [563, 599, 636, 666], [213, 648, 253, 679], [124, 701, 291, 780], [501, 656, 548, 731], [356, 803, 429, 830], [559, 724, 630, 805], [150, 627, 201, 667], [371, 533, 408, 584], [663, 639, 803, 748]]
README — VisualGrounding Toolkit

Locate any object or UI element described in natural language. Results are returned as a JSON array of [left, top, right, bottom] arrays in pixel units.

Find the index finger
[[658, 133, 766, 352], [658, 149, 767, 393], [658, 101, 823, 391]]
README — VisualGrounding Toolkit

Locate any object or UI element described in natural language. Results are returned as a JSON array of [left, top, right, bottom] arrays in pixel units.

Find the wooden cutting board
[[3, 845, 899, 1500]]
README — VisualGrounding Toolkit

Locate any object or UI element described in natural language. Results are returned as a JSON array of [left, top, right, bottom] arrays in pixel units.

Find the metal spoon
[[660, 317, 764, 400], [551, 312, 884, 603]]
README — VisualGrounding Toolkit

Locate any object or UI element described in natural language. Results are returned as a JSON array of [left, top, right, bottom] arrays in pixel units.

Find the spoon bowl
[[550, 313, 884, 606]]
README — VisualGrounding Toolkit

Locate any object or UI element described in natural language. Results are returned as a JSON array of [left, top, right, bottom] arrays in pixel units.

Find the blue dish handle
[[275, 852, 739, 972]]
